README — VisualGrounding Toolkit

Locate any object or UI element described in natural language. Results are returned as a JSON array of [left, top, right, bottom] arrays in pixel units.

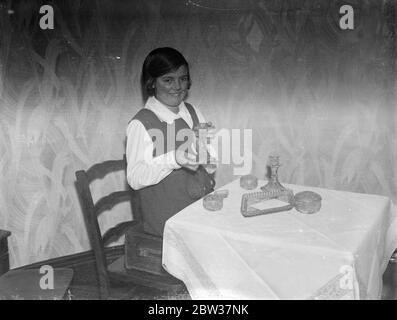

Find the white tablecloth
[[162, 179, 397, 300]]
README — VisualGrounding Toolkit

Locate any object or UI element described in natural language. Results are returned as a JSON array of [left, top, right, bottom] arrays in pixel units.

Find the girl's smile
[[154, 65, 189, 111]]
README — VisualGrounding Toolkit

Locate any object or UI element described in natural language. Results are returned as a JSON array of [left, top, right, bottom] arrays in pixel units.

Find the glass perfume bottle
[[193, 122, 216, 169], [261, 155, 287, 193]]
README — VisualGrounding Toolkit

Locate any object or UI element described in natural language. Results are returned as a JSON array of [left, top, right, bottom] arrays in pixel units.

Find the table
[[162, 179, 397, 300]]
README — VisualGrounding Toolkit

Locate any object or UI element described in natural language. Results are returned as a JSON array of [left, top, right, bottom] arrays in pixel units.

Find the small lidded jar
[[294, 191, 322, 214], [240, 174, 258, 190]]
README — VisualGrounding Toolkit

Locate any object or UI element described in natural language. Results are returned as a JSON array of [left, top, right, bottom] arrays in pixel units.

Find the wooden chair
[[75, 155, 187, 300]]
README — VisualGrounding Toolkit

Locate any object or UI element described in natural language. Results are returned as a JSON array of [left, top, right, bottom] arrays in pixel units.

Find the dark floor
[[6, 246, 189, 300], [65, 256, 190, 300]]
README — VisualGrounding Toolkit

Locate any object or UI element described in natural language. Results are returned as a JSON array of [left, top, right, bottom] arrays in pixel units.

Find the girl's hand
[[175, 147, 200, 171], [204, 160, 218, 174]]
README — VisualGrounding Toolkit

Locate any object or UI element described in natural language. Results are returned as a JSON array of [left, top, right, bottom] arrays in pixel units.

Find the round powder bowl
[[240, 174, 258, 190], [294, 191, 322, 214], [203, 194, 223, 211]]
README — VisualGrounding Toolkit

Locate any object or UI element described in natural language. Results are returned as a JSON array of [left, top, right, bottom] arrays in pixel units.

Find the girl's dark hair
[[140, 47, 191, 103]]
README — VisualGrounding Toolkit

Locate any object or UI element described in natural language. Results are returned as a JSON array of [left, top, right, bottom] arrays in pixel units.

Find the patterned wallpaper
[[0, 0, 396, 268]]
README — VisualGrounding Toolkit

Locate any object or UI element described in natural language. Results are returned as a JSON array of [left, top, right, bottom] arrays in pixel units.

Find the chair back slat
[[94, 191, 132, 217], [102, 220, 137, 246], [85, 157, 126, 183]]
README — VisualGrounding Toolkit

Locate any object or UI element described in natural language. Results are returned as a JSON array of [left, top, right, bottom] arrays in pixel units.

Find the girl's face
[[154, 65, 189, 109]]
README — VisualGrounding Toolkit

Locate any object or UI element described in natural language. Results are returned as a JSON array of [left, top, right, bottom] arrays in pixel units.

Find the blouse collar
[[145, 96, 187, 124]]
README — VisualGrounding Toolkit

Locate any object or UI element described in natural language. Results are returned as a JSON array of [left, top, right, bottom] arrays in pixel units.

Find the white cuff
[[152, 151, 181, 170]]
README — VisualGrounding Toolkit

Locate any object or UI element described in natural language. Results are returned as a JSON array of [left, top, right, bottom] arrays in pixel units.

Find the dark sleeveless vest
[[131, 103, 215, 236]]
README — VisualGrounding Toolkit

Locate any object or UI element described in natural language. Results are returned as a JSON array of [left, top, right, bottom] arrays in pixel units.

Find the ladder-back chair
[[75, 155, 187, 299]]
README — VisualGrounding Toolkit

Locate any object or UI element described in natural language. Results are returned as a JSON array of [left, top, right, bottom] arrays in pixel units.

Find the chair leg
[[96, 268, 110, 299], [99, 283, 110, 300]]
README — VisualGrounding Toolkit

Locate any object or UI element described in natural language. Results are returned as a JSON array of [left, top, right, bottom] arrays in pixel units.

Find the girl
[[126, 47, 216, 237]]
